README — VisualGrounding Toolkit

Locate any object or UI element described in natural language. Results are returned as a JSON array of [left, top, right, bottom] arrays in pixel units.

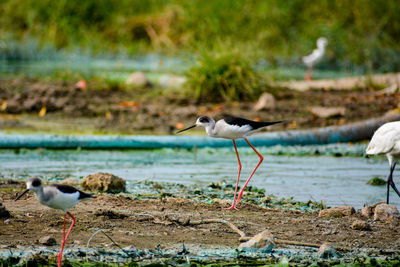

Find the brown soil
[[0, 77, 399, 134], [1, 183, 399, 253]]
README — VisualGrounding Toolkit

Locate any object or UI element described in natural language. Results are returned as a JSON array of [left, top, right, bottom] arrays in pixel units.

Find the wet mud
[[0, 180, 399, 266]]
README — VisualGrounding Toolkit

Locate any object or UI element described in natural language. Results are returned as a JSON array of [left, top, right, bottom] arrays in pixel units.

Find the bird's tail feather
[[260, 120, 285, 127]]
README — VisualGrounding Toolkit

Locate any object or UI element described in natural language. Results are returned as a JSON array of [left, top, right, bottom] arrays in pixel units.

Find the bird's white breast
[[366, 122, 400, 156], [212, 120, 252, 139], [39, 186, 80, 212]]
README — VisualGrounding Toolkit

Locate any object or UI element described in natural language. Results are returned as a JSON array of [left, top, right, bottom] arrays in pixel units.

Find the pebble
[[238, 229, 274, 252], [0, 202, 11, 219], [38, 236, 57, 246], [351, 220, 371, 231], [360, 206, 373, 218], [254, 93, 276, 111], [317, 243, 337, 258], [373, 203, 400, 222]]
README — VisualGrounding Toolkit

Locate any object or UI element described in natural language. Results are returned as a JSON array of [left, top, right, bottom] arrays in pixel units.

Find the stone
[[309, 106, 345, 118], [360, 206, 373, 218], [254, 93, 276, 111], [238, 229, 274, 252], [39, 236, 57, 246], [317, 243, 337, 258], [159, 74, 186, 88], [212, 199, 232, 207], [0, 202, 11, 219], [351, 220, 371, 231], [126, 72, 152, 88], [373, 203, 400, 222], [318, 206, 355, 218], [81, 172, 126, 193]]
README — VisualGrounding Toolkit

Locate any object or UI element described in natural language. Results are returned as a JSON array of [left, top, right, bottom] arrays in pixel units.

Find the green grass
[[1, 0, 400, 73]]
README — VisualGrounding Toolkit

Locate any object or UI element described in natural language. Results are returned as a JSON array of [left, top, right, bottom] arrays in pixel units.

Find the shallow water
[[0, 145, 398, 209]]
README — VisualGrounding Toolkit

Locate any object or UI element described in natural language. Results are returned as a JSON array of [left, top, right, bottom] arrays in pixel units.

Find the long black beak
[[15, 189, 29, 201], [176, 124, 196, 134]]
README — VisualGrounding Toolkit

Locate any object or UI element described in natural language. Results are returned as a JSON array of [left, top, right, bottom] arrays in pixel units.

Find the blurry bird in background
[[302, 37, 328, 81]]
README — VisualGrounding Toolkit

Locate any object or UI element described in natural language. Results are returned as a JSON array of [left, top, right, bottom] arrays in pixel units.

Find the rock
[[351, 220, 371, 231], [59, 178, 79, 185], [0, 202, 11, 219], [318, 206, 355, 218], [126, 72, 152, 88], [309, 106, 345, 118], [4, 219, 11, 225], [81, 172, 126, 193], [238, 229, 274, 252], [361, 206, 373, 218], [159, 75, 186, 88], [212, 199, 232, 207], [254, 93, 276, 111], [317, 243, 337, 258], [373, 203, 400, 222], [39, 236, 57, 246]]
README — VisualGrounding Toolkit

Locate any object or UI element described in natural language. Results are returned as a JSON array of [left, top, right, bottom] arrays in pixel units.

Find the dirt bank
[[1, 181, 399, 264], [0, 77, 399, 135]]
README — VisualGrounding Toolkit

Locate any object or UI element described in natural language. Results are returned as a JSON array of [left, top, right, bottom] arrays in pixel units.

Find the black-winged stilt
[[177, 116, 283, 210], [15, 177, 93, 267], [302, 37, 328, 81], [366, 121, 400, 204]]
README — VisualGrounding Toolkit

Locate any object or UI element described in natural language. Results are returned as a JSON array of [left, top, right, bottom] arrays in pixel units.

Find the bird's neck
[[205, 124, 216, 137], [34, 187, 45, 202]]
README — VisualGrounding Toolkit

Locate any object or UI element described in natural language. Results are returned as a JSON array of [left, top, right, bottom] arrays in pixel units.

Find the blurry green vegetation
[[185, 45, 266, 102], [367, 177, 387, 186], [1, 0, 400, 72]]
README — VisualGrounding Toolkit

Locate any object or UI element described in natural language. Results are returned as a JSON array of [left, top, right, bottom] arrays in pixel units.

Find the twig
[[87, 229, 131, 256], [132, 177, 151, 185]]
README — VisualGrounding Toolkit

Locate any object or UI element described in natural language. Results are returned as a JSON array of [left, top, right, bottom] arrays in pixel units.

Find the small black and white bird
[[15, 177, 93, 267], [366, 121, 400, 204], [177, 116, 283, 210]]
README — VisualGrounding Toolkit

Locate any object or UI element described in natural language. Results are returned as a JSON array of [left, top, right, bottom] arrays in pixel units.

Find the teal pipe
[[0, 114, 398, 149]]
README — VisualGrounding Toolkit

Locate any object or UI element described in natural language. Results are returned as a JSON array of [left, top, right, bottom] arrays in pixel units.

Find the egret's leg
[[389, 163, 400, 200], [57, 214, 67, 267], [236, 138, 263, 205], [225, 140, 241, 210]]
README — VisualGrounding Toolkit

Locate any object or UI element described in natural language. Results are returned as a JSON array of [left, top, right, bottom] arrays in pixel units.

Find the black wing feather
[[224, 117, 283, 130], [55, 184, 93, 200]]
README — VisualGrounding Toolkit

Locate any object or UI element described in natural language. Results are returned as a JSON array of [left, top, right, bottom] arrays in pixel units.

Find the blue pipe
[[0, 115, 398, 149]]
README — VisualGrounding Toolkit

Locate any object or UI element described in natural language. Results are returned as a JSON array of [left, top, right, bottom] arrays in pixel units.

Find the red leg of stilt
[[57, 214, 67, 267], [236, 138, 263, 205], [224, 140, 241, 210], [57, 212, 76, 267]]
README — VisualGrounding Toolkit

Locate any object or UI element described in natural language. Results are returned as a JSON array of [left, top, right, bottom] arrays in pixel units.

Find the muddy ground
[[0, 77, 399, 134], [1, 181, 399, 265]]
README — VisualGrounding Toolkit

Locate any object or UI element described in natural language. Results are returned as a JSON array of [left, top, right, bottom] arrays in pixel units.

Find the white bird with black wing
[[15, 177, 93, 267], [177, 116, 283, 210]]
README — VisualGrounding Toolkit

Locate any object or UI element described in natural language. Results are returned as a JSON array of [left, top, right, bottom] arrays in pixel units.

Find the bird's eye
[[31, 179, 41, 187], [199, 116, 209, 123]]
